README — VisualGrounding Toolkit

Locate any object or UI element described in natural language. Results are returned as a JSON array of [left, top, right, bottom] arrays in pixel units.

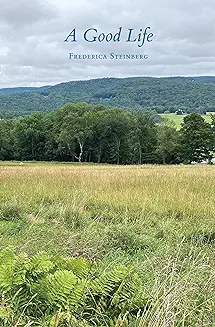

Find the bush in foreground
[[0, 249, 147, 326]]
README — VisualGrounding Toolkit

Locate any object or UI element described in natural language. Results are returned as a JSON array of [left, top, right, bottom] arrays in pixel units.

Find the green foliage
[[132, 111, 158, 164], [156, 119, 180, 164], [13, 112, 47, 161], [1, 103, 215, 164], [1, 76, 215, 118], [0, 249, 147, 326], [180, 113, 215, 163], [0, 120, 13, 160], [0, 164, 215, 325]]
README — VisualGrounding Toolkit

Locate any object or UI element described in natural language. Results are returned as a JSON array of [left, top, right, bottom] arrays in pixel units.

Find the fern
[[89, 265, 146, 318], [54, 256, 91, 279], [26, 252, 55, 277], [91, 265, 128, 296], [0, 249, 148, 326], [38, 270, 78, 306]]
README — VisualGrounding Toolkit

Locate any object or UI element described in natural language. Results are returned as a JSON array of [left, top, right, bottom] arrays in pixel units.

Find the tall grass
[[0, 163, 215, 326]]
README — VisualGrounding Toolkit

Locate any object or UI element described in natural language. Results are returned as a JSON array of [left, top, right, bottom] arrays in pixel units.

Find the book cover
[[0, 1, 214, 326]]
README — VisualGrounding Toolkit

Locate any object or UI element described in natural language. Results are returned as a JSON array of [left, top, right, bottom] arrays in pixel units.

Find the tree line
[[0, 103, 214, 164]]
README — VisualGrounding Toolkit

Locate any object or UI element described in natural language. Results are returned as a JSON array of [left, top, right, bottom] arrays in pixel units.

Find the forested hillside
[[1, 76, 215, 118], [0, 86, 49, 96]]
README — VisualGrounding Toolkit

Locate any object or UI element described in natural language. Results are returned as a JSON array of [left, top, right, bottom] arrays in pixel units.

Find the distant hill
[[166, 76, 215, 84], [0, 86, 50, 96], [187, 76, 215, 84], [1, 76, 215, 118]]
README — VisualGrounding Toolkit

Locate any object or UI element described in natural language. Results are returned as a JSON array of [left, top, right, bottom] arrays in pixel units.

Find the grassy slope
[[2, 162, 215, 255], [0, 163, 215, 325], [160, 113, 212, 128], [1, 163, 215, 323]]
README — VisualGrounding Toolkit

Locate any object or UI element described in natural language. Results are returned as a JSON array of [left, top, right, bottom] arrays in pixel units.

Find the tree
[[0, 120, 13, 160], [57, 104, 97, 162], [156, 119, 179, 164], [43, 112, 60, 161], [13, 113, 46, 160], [90, 110, 113, 163], [5, 102, 215, 165], [99, 109, 133, 164], [180, 113, 214, 163], [133, 111, 157, 164]]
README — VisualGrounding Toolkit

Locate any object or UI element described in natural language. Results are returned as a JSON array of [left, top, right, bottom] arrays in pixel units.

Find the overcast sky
[[0, 0, 215, 87]]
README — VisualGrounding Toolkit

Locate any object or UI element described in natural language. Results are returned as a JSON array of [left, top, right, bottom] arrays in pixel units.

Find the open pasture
[[0, 163, 215, 326]]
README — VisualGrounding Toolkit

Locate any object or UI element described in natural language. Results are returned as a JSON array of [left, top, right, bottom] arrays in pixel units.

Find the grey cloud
[[0, 0, 58, 27], [0, 0, 215, 87]]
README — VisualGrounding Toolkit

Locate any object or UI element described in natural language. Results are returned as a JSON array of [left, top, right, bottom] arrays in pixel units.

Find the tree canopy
[[0, 103, 214, 164]]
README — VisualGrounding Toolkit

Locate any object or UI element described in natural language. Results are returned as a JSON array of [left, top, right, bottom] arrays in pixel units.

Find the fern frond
[[90, 265, 128, 296], [27, 252, 55, 277], [54, 256, 91, 279], [38, 270, 78, 307]]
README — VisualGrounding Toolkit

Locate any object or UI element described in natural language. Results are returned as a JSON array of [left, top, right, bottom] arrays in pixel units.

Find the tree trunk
[[78, 140, 83, 162]]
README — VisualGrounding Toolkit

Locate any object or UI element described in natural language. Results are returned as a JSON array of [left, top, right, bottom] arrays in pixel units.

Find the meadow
[[160, 113, 212, 128], [0, 163, 215, 326]]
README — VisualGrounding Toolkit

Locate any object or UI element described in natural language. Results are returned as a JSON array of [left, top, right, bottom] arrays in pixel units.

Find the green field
[[160, 113, 212, 128], [0, 163, 215, 326]]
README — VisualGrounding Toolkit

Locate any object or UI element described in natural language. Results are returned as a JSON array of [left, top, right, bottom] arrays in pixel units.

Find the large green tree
[[97, 109, 133, 164], [156, 119, 179, 164], [0, 120, 13, 160], [13, 113, 46, 160], [133, 111, 157, 164], [57, 103, 101, 162], [180, 113, 214, 163]]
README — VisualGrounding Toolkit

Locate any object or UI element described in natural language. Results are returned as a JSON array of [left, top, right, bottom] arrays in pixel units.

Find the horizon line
[[1, 74, 215, 89]]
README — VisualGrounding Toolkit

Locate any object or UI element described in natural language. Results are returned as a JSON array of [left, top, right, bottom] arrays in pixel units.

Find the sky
[[0, 0, 215, 87]]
